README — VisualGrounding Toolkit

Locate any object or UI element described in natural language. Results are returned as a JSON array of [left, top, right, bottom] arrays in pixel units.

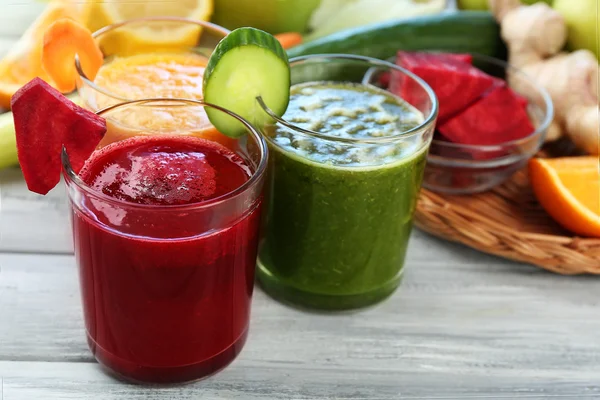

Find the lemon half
[[86, 0, 214, 56]]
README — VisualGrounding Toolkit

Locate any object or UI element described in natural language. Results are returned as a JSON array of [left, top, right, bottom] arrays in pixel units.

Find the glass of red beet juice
[[61, 99, 268, 384]]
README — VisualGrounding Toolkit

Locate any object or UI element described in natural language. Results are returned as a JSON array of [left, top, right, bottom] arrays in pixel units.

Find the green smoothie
[[257, 81, 430, 310]]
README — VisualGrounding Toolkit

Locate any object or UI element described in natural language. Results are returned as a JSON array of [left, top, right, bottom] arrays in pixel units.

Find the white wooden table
[[2, 3, 600, 399]]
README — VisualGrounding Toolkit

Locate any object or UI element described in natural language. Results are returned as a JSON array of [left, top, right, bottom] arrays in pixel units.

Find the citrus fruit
[[0, 1, 87, 108], [529, 156, 600, 237], [85, 0, 214, 56]]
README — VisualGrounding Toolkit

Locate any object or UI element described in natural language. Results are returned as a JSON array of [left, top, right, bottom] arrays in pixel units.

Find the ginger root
[[489, 0, 599, 154]]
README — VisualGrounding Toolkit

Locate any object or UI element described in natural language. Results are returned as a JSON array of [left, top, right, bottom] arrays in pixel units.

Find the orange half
[[529, 156, 600, 237]]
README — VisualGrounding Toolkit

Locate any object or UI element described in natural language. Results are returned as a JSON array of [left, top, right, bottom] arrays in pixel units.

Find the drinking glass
[[62, 99, 267, 383], [75, 17, 229, 146], [257, 54, 438, 310]]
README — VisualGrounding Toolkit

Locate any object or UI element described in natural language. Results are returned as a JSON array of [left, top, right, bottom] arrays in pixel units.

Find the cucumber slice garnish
[[203, 27, 291, 138]]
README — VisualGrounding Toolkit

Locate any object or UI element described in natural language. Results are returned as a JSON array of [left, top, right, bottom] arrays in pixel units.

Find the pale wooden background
[[1, 2, 600, 399]]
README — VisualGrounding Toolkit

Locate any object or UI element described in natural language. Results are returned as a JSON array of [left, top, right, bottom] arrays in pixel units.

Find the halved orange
[[529, 156, 600, 237]]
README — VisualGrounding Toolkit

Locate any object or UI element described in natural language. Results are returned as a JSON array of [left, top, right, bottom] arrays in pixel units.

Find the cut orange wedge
[[42, 18, 103, 93], [529, 156, 600, 237]]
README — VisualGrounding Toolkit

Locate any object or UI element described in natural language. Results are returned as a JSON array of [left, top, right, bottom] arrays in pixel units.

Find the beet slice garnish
[[391, 51, 496, 123], [438, 85, 536, 147], [11, 77, 106, 195]]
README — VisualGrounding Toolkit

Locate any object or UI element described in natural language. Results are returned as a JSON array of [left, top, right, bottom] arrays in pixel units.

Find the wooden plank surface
[[2, 249, 600, 398], [2, 1, 600, 398], [0, 168, 72, 254], [0, 359, 599, 400]]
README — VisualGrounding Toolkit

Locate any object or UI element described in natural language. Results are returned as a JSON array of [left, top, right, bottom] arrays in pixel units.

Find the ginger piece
[[489, 0, 600, 154]]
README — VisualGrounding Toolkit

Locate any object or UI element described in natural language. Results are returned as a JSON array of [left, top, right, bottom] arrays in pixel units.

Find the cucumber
[[203, 27, 290, 138], [288, 11, 506, 61]]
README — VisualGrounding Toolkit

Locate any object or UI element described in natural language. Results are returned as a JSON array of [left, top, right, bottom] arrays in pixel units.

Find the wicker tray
[[414, 161, 600, 275]]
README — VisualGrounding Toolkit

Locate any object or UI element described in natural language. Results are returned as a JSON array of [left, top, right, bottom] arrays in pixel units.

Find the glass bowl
[[421, 53, 553, 194]]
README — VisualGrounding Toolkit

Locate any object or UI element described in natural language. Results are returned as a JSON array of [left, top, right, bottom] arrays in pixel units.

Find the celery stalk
[[0, 110, 17, 170]]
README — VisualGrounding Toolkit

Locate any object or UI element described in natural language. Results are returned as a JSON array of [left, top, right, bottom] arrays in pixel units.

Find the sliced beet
[[11, 77, 106, 195], [437, 85, 535, 146], [481, 77, 529, 109], [514, 91, 529, 109], [391, 51, 495, 122], [440, 53, 473, 64]]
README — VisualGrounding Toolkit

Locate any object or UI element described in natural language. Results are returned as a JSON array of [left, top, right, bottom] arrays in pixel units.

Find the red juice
[[69, 135, 262, 383]]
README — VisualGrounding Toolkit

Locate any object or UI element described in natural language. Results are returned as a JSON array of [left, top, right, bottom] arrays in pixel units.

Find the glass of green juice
[[256, 54, 438, 310]]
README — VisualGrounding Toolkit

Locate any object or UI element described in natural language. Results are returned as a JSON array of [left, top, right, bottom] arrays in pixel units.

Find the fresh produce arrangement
[[1, 0, 600, 269], [0, 2, 507, 170]]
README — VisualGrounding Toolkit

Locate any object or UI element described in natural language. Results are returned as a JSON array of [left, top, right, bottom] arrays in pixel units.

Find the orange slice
[[42, 18, 103, 93], [529, 156, 600, 237], [0, 1, 87, 108]]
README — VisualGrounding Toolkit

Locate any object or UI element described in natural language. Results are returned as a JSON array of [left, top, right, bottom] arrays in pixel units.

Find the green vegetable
[[457, 0, 552, 10], [203, 27, 291, 138], [306, 0, 446, 41], [212, 0, 320, 34], [0, 111, 17, 170], [288, 11, 507, 61]]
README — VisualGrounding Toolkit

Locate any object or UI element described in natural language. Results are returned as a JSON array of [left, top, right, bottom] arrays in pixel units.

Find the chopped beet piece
[[11, 77, 106, 195], [391, 51, 496, 122], [438, 85, 535, 146]]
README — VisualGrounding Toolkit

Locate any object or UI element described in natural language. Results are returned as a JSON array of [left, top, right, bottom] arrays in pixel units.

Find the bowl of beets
[[384, 51, 553, 195]]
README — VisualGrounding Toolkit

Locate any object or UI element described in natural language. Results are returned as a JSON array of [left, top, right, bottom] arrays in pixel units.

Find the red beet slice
[[11, 77, 106, 195], [391, 51, 495, 122], [440, 53, 473, 64], [485, 77, 529, 109], [437, 85, 535, 146], [514, 91, 529, 109]]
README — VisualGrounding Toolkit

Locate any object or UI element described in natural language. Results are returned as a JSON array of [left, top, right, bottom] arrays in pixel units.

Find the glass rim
[[259, 54, 439, 145], [62, 98, 268, 211], [74, 16, 230, 103]]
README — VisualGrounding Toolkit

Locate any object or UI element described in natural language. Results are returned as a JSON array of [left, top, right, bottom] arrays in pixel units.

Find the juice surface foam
[[80, 135, 251, 206]]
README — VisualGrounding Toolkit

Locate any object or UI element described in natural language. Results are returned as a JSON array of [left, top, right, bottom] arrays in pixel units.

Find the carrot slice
[[274, 32, 303, 50], [42, 18, 103, 93]]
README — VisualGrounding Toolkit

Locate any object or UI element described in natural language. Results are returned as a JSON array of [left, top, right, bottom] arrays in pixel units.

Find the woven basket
[[414, 163, 600, 275]]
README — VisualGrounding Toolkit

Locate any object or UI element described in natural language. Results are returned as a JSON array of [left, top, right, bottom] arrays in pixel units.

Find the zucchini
[[288, 11, 506, 61], [203, 27, 291, 138]]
